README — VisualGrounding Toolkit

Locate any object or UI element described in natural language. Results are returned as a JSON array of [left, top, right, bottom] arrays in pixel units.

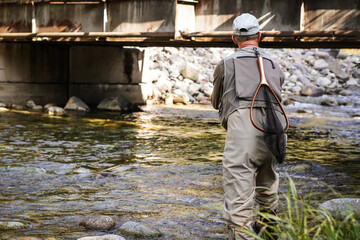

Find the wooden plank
[[0, 3, 32, 33], [194, 0, 302, 32], [303, 0, 360, 31], [108, 0, 176, 33], [35, 2, 103, 32]]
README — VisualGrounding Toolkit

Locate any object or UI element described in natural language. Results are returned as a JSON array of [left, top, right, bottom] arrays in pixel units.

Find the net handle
[[250, 56, 290, 133]]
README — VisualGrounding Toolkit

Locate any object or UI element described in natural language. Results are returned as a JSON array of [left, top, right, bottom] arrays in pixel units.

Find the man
[[211, 13, 286, 239]]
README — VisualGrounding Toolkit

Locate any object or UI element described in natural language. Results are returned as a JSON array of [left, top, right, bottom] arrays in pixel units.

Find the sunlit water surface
[[0, 102, 359, 239]]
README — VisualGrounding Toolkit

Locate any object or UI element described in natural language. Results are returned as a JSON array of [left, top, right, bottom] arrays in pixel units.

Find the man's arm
[[211, 60, 224, 110]]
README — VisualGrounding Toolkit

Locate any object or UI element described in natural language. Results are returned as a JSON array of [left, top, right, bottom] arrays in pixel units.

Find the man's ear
[[232, 35, 237, 45], [258, 32, 262, 42]]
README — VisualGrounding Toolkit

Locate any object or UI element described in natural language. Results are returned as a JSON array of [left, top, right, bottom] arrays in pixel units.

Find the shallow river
[[0, 99, 359, 239]]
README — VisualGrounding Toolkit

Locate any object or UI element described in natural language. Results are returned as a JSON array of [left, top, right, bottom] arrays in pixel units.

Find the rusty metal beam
[[0, 31, 359, 48]]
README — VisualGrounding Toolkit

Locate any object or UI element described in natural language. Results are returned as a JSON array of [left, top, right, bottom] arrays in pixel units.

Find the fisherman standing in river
[[211, 13, 289, 239]]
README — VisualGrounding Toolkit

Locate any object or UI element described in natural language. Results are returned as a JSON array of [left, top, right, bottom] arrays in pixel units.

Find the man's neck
[[238, 40, 259, 49]]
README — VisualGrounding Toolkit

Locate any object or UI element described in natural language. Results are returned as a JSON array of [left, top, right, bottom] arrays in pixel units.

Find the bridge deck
[[0, 0, 359, 48]]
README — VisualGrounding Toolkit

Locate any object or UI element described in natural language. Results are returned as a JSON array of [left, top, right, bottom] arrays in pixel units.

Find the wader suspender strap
[[249, 52, 290, 133]]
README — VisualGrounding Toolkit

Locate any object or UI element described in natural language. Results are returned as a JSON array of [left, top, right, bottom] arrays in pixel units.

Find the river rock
[[26, 100, 36, 108], [44, 103, 57, 111], [168, 65, 181, 78], [164, 46, 179, 55], [97, 96, 142, 112], [338, 89, 352, 96], [77, 234, 126, 240], [300, 85, 325, 97], [173, 89, 190, 104], [119, 221, 162, 237], [297, 75, 311, 86], [287, 164, 311, 172], [12, 104, 24, 110], [79, 215, 116, 230], [292, 63, 309, 76], [337, 51, 349, 60], [320, 96, 338, 106], [155, 77, 172, 93], [315, 77, 332, 87], [328, 59, 349, 81], [315, 51, 330, 59], [297, 109, 312, 114], [283, 98, 295, 105], [351, 68, 360, 78], [64, 96, 90, 112], [188, 82, 201, 95], [165, 94, 174, 105], [47, 106, 65, 116], [318, 198, 360, 215], [288, 50, 303, 63], [346, 78, 359, 87], [0, 221, 27, 230], [313, 59, 329, 70], [181, 63, 200, 81]]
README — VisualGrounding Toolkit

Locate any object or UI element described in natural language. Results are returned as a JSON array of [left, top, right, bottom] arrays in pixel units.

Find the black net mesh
[[251, 83, 287, 163], [263, 85, 287, 163]]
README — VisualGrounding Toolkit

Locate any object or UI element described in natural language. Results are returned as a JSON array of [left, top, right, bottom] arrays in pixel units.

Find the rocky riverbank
[[146, 47, 360, 107]]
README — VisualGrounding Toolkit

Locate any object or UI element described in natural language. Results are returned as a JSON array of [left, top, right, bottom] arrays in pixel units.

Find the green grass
[[243, 177, 360, 240]]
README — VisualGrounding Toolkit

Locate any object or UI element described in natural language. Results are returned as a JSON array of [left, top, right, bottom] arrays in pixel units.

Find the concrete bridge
[[0, 0, 359, 106]]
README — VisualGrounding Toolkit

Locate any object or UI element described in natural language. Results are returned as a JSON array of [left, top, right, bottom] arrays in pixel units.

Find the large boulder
[[97, 96, 142, 112], [318, 198, 360, 215], [64, 96, 90, 112], [328, 59, 349, 81], [79, 215, 116, 230], [118, 221, 162, 237]]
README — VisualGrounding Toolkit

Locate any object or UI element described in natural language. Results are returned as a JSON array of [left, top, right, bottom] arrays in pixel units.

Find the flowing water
[[0, 100, 359, 239]]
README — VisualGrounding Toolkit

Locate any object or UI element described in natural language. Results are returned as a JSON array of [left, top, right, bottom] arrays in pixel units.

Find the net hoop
[[249, 56, 289, 133]]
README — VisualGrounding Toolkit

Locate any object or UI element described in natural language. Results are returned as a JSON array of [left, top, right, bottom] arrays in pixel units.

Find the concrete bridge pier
[[0, 43, 149, 107]]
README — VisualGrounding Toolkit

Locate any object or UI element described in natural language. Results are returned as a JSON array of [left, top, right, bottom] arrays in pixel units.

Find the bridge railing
[[0, 0, 359, 48]]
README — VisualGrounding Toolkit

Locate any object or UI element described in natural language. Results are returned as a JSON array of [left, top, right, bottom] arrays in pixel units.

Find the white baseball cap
[[233, 13, 260, 36]]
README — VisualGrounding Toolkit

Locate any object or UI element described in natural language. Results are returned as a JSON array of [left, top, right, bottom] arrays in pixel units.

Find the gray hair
[[233, 33, 259, 43]]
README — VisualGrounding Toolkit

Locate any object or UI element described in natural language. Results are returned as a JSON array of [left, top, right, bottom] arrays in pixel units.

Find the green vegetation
[[244, 178, 360, 240], [354, 61, 360, 69]]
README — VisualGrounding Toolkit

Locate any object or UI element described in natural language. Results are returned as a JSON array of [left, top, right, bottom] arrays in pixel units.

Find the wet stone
[[0, 221, 27, 230], [64, 96, 90, 112], [319, 198, 360, 215], [287, 164, 311, 172], [47, 106, 65, 116], [77, 234, 126, 240], [297, 109, 312, 114], [119, 221, 162, 237], [320, 96, 338, 106], [283, 98, 295, 105], [97, 96, 142, 112], [79, 215, 116, 230], [300, 85, 325, 97]]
